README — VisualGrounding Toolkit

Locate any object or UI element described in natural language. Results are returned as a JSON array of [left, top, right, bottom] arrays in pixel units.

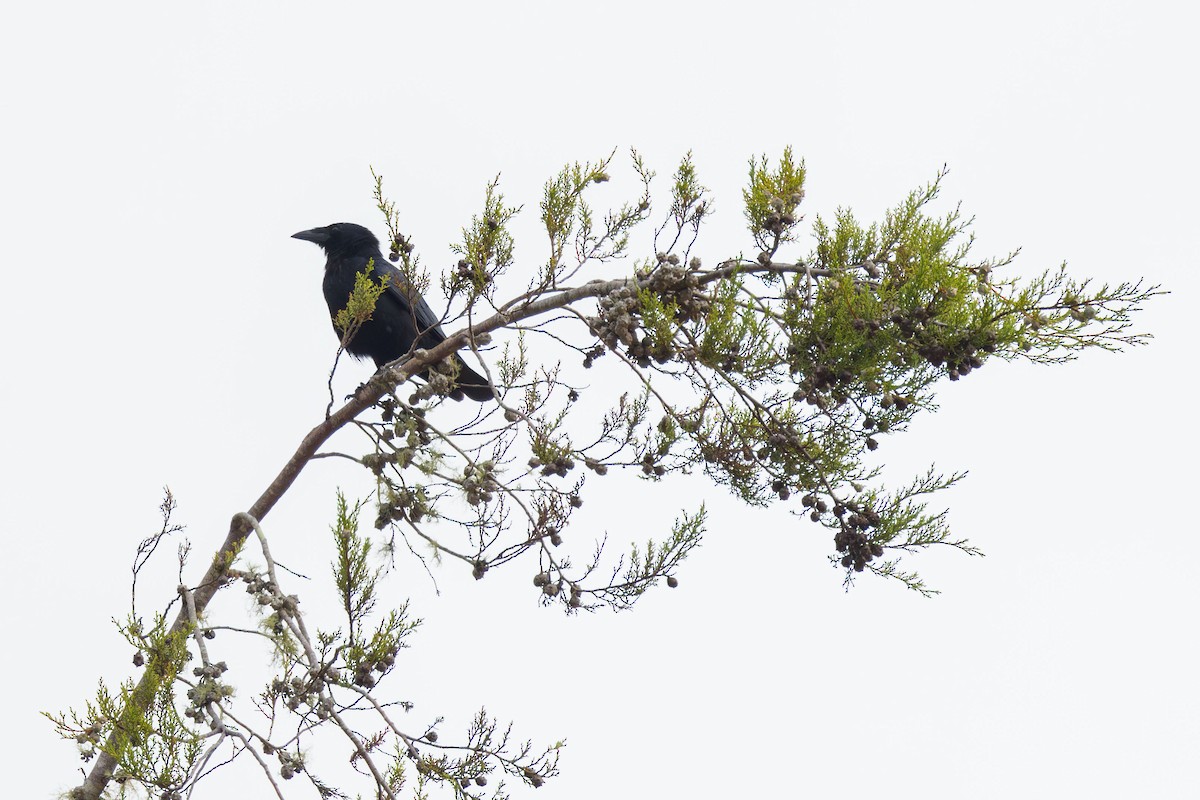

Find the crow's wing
[[369, 254, 449, 344]]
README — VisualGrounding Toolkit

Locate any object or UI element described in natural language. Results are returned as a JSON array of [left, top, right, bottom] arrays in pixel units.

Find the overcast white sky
[[2, 2, 1196, 798]]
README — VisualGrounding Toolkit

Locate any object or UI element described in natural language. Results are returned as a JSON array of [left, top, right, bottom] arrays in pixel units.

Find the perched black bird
[[292, 222, 494, 402]]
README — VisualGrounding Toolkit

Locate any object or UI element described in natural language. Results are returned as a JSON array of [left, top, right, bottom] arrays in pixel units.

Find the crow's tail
[[452, 358, 496, 402]]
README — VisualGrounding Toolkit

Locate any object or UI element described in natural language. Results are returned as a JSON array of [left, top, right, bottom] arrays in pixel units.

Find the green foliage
[[541, 155, 611, 274], [539, 150, 652, 286], [695, 272, 778, 383], [999, 263, 1153, 361], [831, 467, 977, 595], [602, 387, 652, 454], [563, 152, 1155, 590], [744, 146, 807, 249], [642, 152, 710, 259], [46, 615, 201, 795], [331, 491, 421, 665], [370, 168, 436, 311], [333, 258, 388, 343], [497, 329, 530, 388], [669, 151, 708, 230], [449, 175, 520, 301], [528, 406, 573, 466], [364, 151, 1154, 594], [332, 492, 378, 626], [637, 285, 680, 357], [606, 506, 705, 608]]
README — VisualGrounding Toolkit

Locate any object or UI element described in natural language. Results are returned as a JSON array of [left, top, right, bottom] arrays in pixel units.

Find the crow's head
[[292, 223, 380, 257]]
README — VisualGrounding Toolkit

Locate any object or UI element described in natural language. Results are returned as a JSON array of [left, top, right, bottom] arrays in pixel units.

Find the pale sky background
[[2, 2, 1197, 798]]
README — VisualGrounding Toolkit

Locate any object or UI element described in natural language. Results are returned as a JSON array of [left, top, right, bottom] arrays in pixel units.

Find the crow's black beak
[[291, 228, 330, 244]]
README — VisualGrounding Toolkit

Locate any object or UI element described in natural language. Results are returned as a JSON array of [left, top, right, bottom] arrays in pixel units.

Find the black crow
[[292, 222, 494, 402]]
